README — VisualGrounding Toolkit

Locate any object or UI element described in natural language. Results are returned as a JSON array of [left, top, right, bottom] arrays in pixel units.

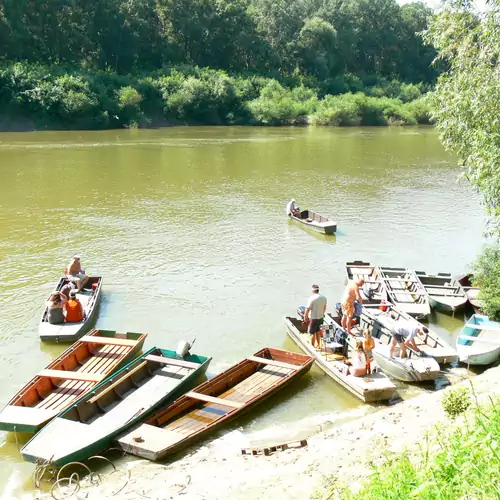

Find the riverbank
[[28, 363, 500, 500], [0, 63, 431, 131]]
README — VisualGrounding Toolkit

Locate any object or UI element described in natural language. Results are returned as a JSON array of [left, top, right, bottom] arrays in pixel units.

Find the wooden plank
[[80, 335, 138, 347], [87, 361, 148, 404], [247, 356, 299, 371], [144, 355, 199, 369], [38, 370, 105, 383], [184, 392, 245, 408]]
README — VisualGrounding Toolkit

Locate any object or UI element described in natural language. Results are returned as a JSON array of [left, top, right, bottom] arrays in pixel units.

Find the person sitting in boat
[[47, 292, 68, 325], [60, 281, 75, 300], [303, 284, 327, 349], [344, 339, 367, 377], [341, 279, 364, 335], [65, 290, 84, 323], [389, 315, 428, 358], [286, 198, 301, 217], [66, 255, 89, 292]]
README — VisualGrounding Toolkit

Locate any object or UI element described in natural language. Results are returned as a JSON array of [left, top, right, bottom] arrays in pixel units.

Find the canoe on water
[[457, 274, 483, 314], [456, 314, 500, 366], [378, 267, 430, 319], [0, 329, 147, 433], [289, 209, 337, 234], [360, 304, 458, 364], [21, 347, 211, 467], [39, 276, 103, 342], [116, 348, 314, 461], [415, 271, 467, 313], [345, 261, 387, 303], [285, 315, 396, 403]]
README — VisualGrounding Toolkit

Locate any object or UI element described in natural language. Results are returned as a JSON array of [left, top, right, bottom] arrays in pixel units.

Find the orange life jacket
[[66, 299, 84, 322]]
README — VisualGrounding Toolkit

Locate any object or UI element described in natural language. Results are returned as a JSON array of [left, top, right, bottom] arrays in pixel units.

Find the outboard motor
[[297, 305, 306, 320], [176, 338, 196, 358]]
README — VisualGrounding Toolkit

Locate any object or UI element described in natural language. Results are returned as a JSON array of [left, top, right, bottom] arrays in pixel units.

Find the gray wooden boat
[[345, 261, 387, 303], [415, 271, 467, 313], [39, 276, 103, 342], [21, 346, 211, 467], [379, 267, 430, 318], [285, 315, 396, 403], [360, 304, 458, 364], [289, 209, 337, 234]]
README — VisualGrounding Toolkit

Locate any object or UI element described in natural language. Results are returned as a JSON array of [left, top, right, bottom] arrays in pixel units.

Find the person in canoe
[[389, 315, 429, 358], [47, 292, 68, 325], [286, 198, 301, 217], [303, 284, 327, 349], [65, 289, 84, 323], [341, 279, 364, 335], [66, 255, 89, 292]]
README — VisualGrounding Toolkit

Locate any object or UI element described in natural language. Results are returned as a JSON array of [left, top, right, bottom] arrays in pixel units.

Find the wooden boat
[[345, 261, 387, 303], [378, 267, 430, 318], [116, 348, 314, 461], [415, 271, 467, 313], [456, 314, 500, 365], [289, 209, 337, 234], [457, 274, 483, 314], [285, 315, 396, 403], [360, 304, 458, 364], [21, 347, 211, 466], [39, 276, 103, 342], [0, 329, 146, 433]]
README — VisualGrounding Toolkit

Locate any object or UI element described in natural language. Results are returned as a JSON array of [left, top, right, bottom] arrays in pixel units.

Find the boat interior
[[346, 262, 386, 301], [379, 267, 427, 305], [11, 332, 142, 415], [297, 210, 333, 225], [416, 273, 464, 297]]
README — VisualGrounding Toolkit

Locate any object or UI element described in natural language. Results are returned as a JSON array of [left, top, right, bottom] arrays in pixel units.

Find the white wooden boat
[[379, 267, 430, 318], [456, 314, 500, 365], [360, 304, 458, 364], [415, 271, 467, 312], [39, 276, 103, 342], [345, 261, 387, 303], [21, 347, 211, 467], [285, 315, 396, 403], [289, 210, 337, 234]]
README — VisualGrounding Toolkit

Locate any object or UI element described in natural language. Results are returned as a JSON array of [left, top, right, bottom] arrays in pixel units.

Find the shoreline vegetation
[[0, 0, 438, 131]]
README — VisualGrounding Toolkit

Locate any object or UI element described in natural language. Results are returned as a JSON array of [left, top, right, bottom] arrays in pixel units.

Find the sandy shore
[[29, 364, 500, 500]]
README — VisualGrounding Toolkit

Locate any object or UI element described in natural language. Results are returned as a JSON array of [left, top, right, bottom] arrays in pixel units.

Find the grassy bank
[[319, 390, 500, 499], [0, 63, 432, 131]]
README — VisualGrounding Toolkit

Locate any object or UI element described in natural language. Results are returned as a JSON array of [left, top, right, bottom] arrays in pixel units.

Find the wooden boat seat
[[38, 370, 105, 383], [80, 336, 138, 347], [87, 361, 148, 404], [458, 335, 500, 345], [144, 355, 200, 369], [184, 391, 244, 408], [247, 356, 299, 370], [0, 405, 57, 429], [465, 324, 500, 332]]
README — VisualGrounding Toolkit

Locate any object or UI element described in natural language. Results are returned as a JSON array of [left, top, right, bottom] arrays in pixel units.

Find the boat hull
[[21, 348, 211, 466], [428, 295, 467, 313], [372, 349, 440, 382], [289, 210, 337, 234], [457, 314, 500, 366]]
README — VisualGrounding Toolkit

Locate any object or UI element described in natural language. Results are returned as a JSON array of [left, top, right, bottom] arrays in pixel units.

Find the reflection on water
[[0, 126, 486, 495]]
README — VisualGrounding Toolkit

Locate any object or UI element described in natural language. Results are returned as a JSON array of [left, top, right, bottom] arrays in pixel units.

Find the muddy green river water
[[0, 126, 485, 496]]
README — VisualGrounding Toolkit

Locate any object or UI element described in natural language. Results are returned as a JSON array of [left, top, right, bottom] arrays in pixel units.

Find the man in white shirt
[[304, 284, 327, 349], [389, 317, 428, 358], [286, 198, 300, 217]]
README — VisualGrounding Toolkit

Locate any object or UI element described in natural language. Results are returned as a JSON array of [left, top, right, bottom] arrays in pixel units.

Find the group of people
[[46, 256, 88, 325], [302, 278, 428, 377]]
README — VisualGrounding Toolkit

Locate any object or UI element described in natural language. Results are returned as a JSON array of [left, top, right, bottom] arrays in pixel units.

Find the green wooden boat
[[415, 271, 467, 313], [21, 346, 211, 466]]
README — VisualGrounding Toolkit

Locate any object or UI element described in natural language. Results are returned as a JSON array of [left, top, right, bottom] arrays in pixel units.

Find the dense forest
[[0, 0, 439, 129]]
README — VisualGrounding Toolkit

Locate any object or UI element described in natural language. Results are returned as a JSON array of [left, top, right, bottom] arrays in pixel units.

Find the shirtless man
[[341, 279, 364, 335], [67, 255, 89, 292]]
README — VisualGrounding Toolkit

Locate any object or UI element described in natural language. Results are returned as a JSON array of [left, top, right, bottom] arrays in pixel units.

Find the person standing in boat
[[66, 255, 89, 292], [303, 284, 327, 349], [286, 198, 300, 217], [341, 279, 364, 335], [389, 315, 428, 358]]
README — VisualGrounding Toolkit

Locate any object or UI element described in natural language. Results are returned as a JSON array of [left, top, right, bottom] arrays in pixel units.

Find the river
[[0, 126, 485, 496]]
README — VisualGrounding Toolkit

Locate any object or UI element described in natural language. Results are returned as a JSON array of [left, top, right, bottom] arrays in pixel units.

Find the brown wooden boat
[[116, 347, 314, 461], [0, 329, 147, 433], [457, 274, 483, 313]]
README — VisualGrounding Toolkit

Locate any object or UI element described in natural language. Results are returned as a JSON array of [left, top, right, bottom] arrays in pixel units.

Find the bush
[[472, 246, 500, 320], [442, 388, 471, 418], [311, 94, 361, 126]]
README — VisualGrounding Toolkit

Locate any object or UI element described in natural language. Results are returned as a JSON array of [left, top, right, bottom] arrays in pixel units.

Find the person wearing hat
[[286, 198, 301, 217], [66, 255, 89, 292], [303, 284, 327, 349], [65, 289, 84, 323]]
